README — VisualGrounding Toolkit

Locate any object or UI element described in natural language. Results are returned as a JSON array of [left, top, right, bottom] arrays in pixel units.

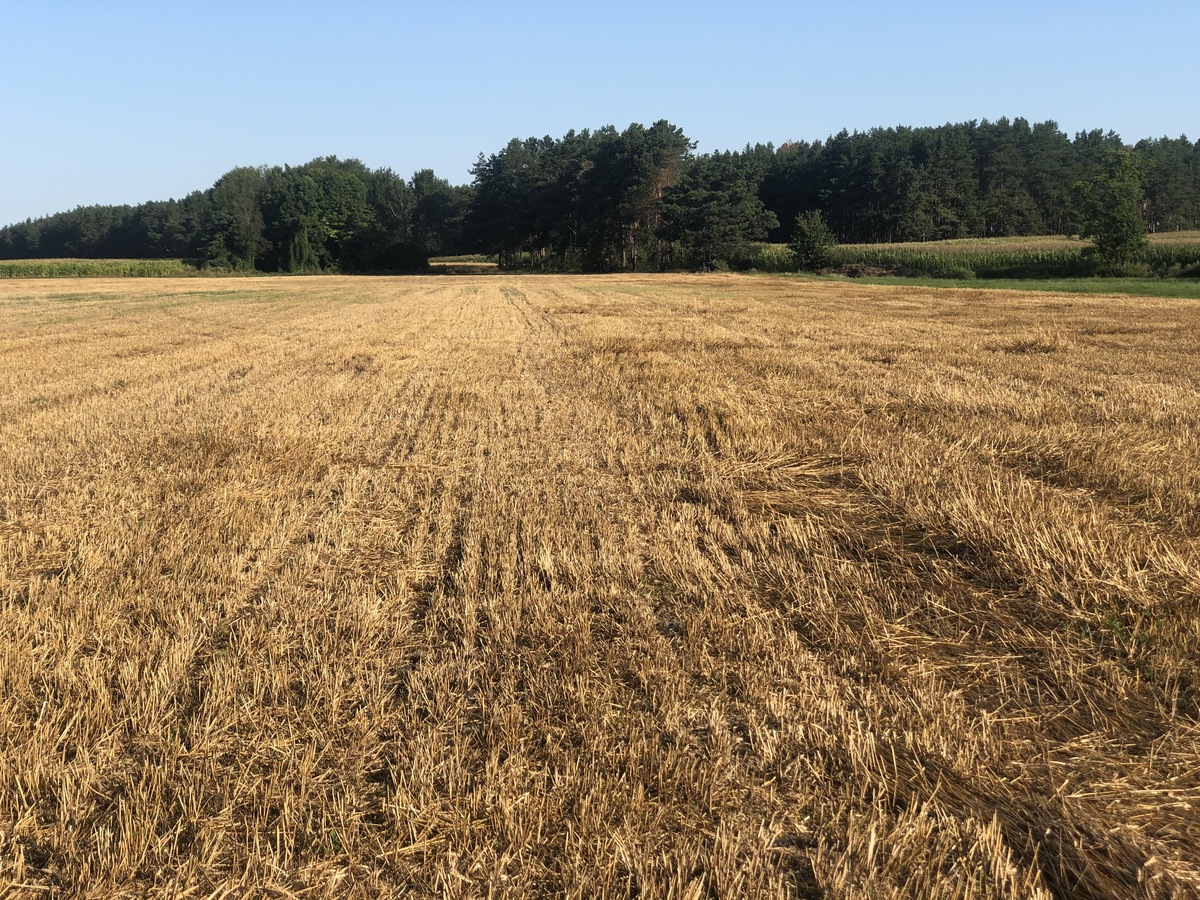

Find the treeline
[[468, 121, 777, 271], [2, 117, 1198, 273], [761, 122, 1200, 244], [0, 158, 470, 273], [472, 119, 1200, 271]]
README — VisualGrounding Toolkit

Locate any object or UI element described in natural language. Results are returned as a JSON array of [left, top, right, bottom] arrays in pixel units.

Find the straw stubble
[[1, 274, 1197, 897]]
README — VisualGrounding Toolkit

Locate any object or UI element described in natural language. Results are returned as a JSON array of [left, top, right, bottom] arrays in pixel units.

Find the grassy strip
[[784, 272, 1200, 300]]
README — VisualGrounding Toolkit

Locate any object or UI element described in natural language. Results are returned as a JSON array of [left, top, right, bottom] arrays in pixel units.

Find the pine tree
[[789, 210, 836, 271]]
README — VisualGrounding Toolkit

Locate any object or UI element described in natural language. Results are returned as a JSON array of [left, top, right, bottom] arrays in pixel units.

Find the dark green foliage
[[658, 152, 777, 270], [468, 122, 695, 272], [0, 193, 207, 260], [410, 169, 472, 257], [0, 159, 430, 274], [202, 167, 269, 270], [753, 120, 1195, 247], [1074, 149, 1149, 271], [467, 136, 548, 269], [593, 121, 694, 271], [1135, 136, 1200, 233], [286, 227, 321, 273], [758, 140, 821, 243], [789, 210, 837, 271], [468, 122, 781, 272], [2, 118, 1198, 277], [255, 157, 388, 272], [353, 166, 423, 272]]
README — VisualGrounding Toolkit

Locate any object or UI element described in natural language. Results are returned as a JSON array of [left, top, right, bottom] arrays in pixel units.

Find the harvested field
[[1, 274, 1199, 898]]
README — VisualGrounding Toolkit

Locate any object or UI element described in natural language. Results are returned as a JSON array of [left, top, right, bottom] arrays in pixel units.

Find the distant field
[[428, 255, 499, 275], [752, 231, 1200, 278], [2, 275, 1199, 897], [1146, 229, 1200, 245], [0, 259, 200, 278]]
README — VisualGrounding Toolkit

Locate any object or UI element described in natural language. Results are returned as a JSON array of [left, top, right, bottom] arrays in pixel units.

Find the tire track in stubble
[[165, 287, 479, 745]]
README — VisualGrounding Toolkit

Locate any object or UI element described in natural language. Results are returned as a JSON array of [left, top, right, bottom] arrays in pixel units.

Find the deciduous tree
[[1074, 148, 1148, 271]]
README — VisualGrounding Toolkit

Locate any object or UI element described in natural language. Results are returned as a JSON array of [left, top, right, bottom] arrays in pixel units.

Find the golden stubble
[[1, 274, 1198, 898]]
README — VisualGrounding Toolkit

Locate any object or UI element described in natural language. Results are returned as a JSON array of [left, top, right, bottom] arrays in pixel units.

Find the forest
[[1, 118, 1198, 273]]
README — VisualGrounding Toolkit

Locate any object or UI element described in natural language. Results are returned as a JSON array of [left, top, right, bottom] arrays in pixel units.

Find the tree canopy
[[1074, 149, 1149, 271], [789, 210, 837, 272], [2, 117, 1198, 273]]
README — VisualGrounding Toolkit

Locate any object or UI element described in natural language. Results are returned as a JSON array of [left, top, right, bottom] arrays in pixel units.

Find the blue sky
[[2, 0, 1196, 226]]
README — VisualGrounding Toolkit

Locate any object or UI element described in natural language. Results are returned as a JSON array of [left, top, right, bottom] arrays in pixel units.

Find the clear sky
[[2, 0, 1196, 227]]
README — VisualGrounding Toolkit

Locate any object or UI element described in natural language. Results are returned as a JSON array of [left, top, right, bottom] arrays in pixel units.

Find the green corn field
[[0, 259, 201, 278], [750, 232, 1200, 278]]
